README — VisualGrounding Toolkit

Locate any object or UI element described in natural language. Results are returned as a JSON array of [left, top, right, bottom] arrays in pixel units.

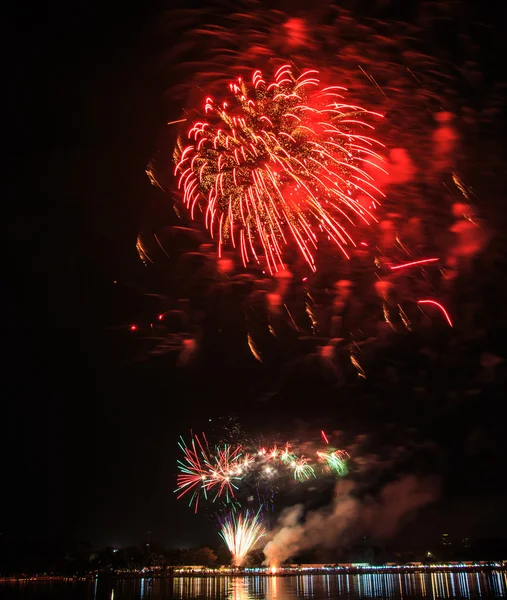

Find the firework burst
[[174, 64, 384, 273], [176, 433, 350, 512], [205, 444, 244, 502], [175, 435, 210, 512], [175, 434, 243, 511], [280, 443, 296, 464], [219, 510, 266, 566], [291, 457, 316, 482], [317, 449, 349, 476]]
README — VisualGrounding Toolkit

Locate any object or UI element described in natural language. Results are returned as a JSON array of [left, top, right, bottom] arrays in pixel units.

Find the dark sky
[[7, 0, 177, 547], [5, 0, 507, 554]]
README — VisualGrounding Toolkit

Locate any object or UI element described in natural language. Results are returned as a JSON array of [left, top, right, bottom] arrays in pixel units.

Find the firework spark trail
[[390, 258, 439, 270], [219, 511, 266, 566], [174, 64, 384, 273], [136, 235, 153, 264], [417, 299, 453, 327]]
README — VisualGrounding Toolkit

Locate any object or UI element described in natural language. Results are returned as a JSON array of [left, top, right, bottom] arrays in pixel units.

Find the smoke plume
[[263, 475, 439, 565]]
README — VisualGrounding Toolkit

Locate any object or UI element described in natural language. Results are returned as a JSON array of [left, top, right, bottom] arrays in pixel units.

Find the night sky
[[5, 0, 507, 556]]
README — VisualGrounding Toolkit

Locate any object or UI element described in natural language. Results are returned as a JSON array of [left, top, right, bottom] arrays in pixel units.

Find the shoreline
[[1, 564, 506, 582]]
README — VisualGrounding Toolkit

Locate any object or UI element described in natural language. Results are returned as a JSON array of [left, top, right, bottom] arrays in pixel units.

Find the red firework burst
[[174, 64, 385, 273]]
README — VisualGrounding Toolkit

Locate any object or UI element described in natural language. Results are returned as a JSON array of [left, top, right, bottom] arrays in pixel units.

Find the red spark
[[321, 430, 329, 445]]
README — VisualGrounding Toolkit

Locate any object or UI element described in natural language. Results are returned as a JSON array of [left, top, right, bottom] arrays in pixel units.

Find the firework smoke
[[263, 475, 440, 565]]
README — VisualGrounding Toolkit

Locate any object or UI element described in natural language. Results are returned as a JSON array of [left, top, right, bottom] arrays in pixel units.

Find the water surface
[[2, 572, 506, 600]]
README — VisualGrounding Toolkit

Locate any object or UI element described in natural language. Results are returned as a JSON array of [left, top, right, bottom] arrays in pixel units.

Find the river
[[1, 571, 506, 599]]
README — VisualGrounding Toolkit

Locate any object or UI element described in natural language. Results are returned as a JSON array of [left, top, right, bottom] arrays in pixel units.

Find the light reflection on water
[[1, 572, 506, 599], [171, 571, 507, 599]]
